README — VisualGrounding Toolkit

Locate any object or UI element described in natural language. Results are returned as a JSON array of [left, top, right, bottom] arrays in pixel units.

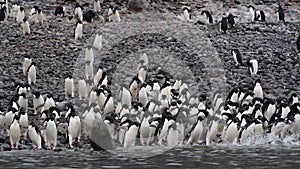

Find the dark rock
[[128, 0, 149, 12], [90, 120, 114, 151]]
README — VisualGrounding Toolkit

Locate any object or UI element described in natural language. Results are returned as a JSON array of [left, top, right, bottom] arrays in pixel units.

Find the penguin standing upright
[[220, 16, 228, 33], [0, 6, 7, 22], [231, 49, 243, 66], [201, 10, 213, 24], [182, 6, 191, 21], [36, 9, 45, 25], [11, 3, 20, 19], [74, 3, 83, 21], [23, 56, 32, 76], [277, 4, 285, 25], [186, 116, 204, 145], [65, 75, 74, 98], [45, 114, 57, 150], [108, 7, 121, 22], [66, 106, 81, 148], [28, 121, 43, 149], [21, 18, 30, 35], [27, 62, 36, 84], [75, 20, 83, 41], [94, 0, 101, 12], [9, 115, 21, 149], [33, 91, 44, 114], [247, 59, 258, 76], [16, 6, 25, 22], [253, 79, 263, 99], [19, 108, 28, 139], [78, 79, 88, 100], [248, 5, 265, 22], [93, 34, 103, 50], [123, 122, 140, 148]]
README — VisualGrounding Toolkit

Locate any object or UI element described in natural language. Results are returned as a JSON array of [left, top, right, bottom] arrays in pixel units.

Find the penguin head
[[19, 108, 26, 115], [13, 114, 20, 122], [37, 9, 42, 14], [197, 116, 204, 122], [248, 5, 255, 10], [76, 20, 82, 25], [19, 92, 26, 98], [20, 7, 24, 12], [254, 79, 261, 85], [30, 121, 36, 127]]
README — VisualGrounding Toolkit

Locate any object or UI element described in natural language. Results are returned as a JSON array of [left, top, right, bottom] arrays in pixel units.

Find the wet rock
[[90, 120, 114, 151], [128, 0, 149, 12]]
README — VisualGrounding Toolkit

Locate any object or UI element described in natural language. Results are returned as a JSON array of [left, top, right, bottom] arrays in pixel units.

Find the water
[[1, 144, 300, 168]]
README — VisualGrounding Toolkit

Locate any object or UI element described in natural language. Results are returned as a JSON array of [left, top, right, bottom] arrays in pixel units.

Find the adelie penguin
[[247, 59, 258, 76], [55, 5, 65, 17], [74, 3, 83, 21], [33, 91, 44, 114], [93, 34, 103, 50], [108, 6, 120, 23], [45, 113, 57, 150], [66, 106, 81, 148], [28, 121, 43, 149], [220, 16, 228, 33], [75, 20, 83, 41], [227, 13, 238, 28], [27, 62, 36, 84], [0, 6, 7, 22], [94, 0, 101, 12], [248, 5, 265, 22], [276, 4, 286, 25], [182, 6, 191, 22], [65, 75, 74, 98], [23, 56, 32, 76], [16, 6, 25, 22], [201, 10, 213, 24], [21, 18, 31, 35], [9, 115, 21, 149], [231, 49, 243, 66]]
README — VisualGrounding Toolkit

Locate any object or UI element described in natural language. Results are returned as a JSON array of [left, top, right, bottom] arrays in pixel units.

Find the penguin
[[201, 10, 213, 24], [94, 0, 101, 12], [121, 87, 132, 109], [108, 7, 121, 22], [45, 114, 57, 149], [33, 91, 44, 114], [22, 56, 32, 76], [88, 89, 98, 107], [277, 4, 285, 25], [44, 94, 55, 111], [297, 34, 300, 53], [186, 116, 204, 145], [75, 20, 83, 41], [16, 6, 25, 22], [182, 6, 191, 21], [49, 106, 61, 120], [54, 5, 65, 17], [247, 59, 258, 76], [93, 34, 103, 50], [220, 16, 228, 33], [231, 49, 243, 66], [11, 3, 20, 19], [289, 93, 299, 106], [222, 113, 240, 143], [104, 115, 117, 139], [83, 106, 102, 138], [17, 93, 28, 113], [138, 85, 149, 107], [85, 60, 93, 80], [227, 13, 238, 28], [263, 99, 276, 122], [103, 94, 115, 114], [30, 6, 39, 16], [124, 121, 140, 148], [27, 62, 36, 84], [0, 108, 4, 133], [78, 79, 88, 100], [138, 66, 147, 84], [167, 123, 179, 147], [66, 106, 81, 148], [205, 118, 220, 145], [85, 47, 94, 63], [83, 10, 96, 23], [74, 3, 83, 21], [0, 6, 7, 22], [65, 75, 74, 98], [248, 5, 265, 22], [129, 76, 139, 100], [21, 18, 31, 35], [9, 115, 21, 149], [253, 79, 263, 99], [139, 113, 151, 145], [3, 107, 17, 134], [19, 108, 28, 139], [35, 9, 45, 25], [28, 121, 43, 149]]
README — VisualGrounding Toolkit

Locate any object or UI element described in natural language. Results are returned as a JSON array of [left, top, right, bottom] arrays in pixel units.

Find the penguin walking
[[93, 34, 103, 50], [55, 5, 65, 17], [247, 59, 258, 76], [253, 79, 263, 99], [21, 18, 30, 35], [65, 76, 74, 98], [45, 114, 57, 149], [167, 123, 180, 147], [220, 16, 228, 33], [75, 20, 83, 41], [186, 116, 204, 145], [94, 0, 101, 12], [28, 122, 43, 149], [124, 122, 140, 148], [231, 49, 243, 66], [78, 79, 88, 100], [201, 10, 213, 24], [277, 4, 286, 25], [227, 13, 238, 28], [16, 7, 25, 22], [33, 91, 44, 114], [27, 62, 36, 84], [139, 115, 151, 146], [66, 106, 81, 148], [9, 115, 21, 149], [108, 7, 121, 22]]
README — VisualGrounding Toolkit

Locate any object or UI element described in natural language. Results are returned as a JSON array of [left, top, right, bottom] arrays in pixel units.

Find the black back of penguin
[[221, 17, 228, 33], [297, 34, 300, 52]]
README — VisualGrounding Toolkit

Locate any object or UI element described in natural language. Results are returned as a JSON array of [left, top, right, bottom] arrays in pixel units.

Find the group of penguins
[[0, 1, 300, 150], [0, 0, 120, 39]]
